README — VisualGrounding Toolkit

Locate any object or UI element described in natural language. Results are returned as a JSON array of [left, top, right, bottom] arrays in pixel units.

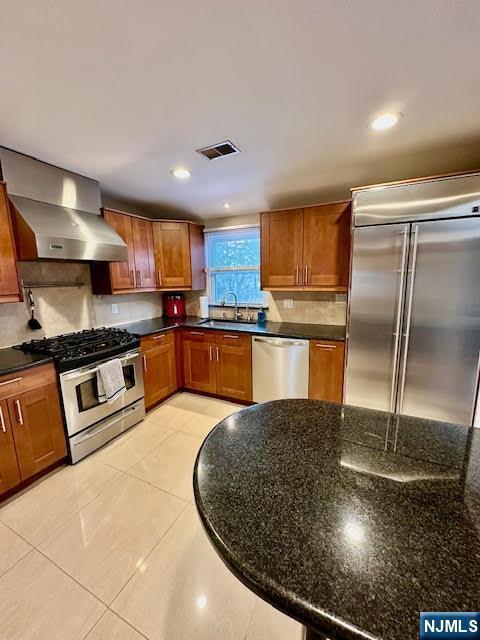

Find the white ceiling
[[1, 0, 479, 220]]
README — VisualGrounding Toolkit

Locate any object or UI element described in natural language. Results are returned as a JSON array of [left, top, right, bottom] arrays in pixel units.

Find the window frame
[[204, 225, 267, 308]]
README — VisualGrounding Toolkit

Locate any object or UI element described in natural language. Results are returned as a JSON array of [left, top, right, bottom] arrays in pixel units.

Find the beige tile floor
[[0, 392, 303, 640]]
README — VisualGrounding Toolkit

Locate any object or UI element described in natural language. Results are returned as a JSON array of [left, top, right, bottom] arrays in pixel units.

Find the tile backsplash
[[185, 290, 347, 325], [0, 263, 163, 349]]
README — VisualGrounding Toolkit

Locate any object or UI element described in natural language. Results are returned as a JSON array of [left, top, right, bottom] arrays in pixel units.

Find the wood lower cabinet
[[0, 182, 21, 303], [182, 330, 252, 401], [215, 333, 252, 401], [0, 363, 67, 499], [260, 201, 351, 291], [0, 400, 21, 494], [182, 330, 217, 394], [141, 332, 177, 409], [8, 383, 66, 480], [308, 340, 345, 403]]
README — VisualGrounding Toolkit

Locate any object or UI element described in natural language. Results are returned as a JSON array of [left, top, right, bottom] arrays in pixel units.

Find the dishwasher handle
[[253, 337, 306, 347]]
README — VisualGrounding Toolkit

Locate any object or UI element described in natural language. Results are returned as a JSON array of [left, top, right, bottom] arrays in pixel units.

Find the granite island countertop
[[118, 316, 346, 342], [193, 400, 480, 640], [0, 347, 53, 377]]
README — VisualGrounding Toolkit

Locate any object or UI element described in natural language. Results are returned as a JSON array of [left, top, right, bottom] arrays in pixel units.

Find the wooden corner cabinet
[[182, 329, 252, 402], [260, 201, 351, 291], [0, 363, 67, 498], [308, 339, 345, 403], [91, 209, 205, 295], [141, 331, 178, 409], [0, 182, 21, 303]]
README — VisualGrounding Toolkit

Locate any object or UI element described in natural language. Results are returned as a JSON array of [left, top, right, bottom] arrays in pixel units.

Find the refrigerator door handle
[[398, 224, 419, 414], [390, 227, 409, 413]]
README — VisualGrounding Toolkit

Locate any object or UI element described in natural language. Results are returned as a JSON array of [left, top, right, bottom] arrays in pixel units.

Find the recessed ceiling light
[[223, 202, 231, 209], [171, 167, 191, 179], [370, 112, 402, 131]]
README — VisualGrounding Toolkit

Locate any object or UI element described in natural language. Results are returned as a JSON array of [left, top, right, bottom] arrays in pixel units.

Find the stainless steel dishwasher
[[252, 336, 309, 402]]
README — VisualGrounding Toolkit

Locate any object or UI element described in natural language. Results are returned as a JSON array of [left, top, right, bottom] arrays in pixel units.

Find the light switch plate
[[111, 303, 119, 315], [283, 299, 294, 309]]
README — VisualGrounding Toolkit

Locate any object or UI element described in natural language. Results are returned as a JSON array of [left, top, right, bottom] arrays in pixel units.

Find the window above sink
[[205, 226, 268, 308]]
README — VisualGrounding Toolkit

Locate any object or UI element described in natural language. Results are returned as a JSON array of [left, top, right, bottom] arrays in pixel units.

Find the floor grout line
[[0, 545, 35, 581]]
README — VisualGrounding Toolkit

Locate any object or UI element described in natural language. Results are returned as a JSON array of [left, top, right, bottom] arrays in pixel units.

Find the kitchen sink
[[197, 319, 257, 331]]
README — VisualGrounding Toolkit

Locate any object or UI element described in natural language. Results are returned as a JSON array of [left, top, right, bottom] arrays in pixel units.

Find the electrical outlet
[[283, 299, 294, 309], [111, 303, 118, 315]]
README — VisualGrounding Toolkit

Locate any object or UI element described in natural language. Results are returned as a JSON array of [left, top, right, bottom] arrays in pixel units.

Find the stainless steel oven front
[[59, 349, 145, 437]]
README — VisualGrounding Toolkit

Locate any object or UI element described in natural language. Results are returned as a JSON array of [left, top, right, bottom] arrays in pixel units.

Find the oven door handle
[[62, 352, 139, 381]]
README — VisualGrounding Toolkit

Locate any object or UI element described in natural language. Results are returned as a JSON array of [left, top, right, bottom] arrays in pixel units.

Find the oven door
[[60, 350, 144, 436]]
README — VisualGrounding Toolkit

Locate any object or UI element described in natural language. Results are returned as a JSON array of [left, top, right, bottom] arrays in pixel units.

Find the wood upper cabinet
[[0, 400, 21, 494], [308, 339, 345, 403], [261, 209, 304, 287], [0, 182, 21, 303], [303, 202, 351, 287], [91, 211, 205, 294], [0, 363, 67, 498], [153, 222, 192, 289], [260, 201, 351, 291], [103, 209, 136, 290], [215, 333, 252, 402], [141, 332, 177, 409]]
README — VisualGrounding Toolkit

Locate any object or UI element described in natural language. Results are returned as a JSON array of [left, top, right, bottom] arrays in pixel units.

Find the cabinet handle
[[157, 269, 162, 286], [216, 346, 220, 362], [130, 270, 135, 286], [315, 343, 336, 349], [295, 266, 299, 285], [142, 354, 147, 372], [152, 334, 166, 340], [14, 400, 23, 426], [209, 346, 213, 361], [0, 377, 22, 387], [304, 265, 308, 285], [136, 270, 142, 286], [190, 331, 204, 336], [223, 335, 239, 339], [0, 406, 5, 433]]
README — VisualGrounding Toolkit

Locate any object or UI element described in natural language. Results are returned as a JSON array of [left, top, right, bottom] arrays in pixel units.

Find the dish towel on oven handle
[[96, 358, 126, 404]]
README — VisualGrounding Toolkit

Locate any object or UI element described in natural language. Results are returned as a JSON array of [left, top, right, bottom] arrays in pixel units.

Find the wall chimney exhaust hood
[[0, 147, 128, 262]]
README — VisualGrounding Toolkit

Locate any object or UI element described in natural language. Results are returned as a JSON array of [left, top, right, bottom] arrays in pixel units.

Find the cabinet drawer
[[182, 328, 216, 343], [141, 330, 175, 351], [0, 363, 57, 401], [215, 332, 251, 349]]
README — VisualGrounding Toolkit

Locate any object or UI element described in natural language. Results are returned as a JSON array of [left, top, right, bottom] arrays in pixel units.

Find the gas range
[[16, 327, 140, 373]]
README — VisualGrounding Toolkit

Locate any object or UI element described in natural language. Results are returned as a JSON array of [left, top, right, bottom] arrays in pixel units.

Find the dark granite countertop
[[118, 316, 346, 342], [0, 347, 53, 377], [193, 400, 480, 640]]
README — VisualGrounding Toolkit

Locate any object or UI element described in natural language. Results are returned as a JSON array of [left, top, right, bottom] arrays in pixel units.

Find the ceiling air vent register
[[196, 140, 240, 160]]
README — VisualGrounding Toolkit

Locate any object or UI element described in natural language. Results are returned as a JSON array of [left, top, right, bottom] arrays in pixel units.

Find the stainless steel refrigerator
[[344, 173, 480, 426]]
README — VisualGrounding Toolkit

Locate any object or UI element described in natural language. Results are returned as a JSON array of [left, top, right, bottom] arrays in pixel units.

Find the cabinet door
[[153, 222, 192, 289], [303, 203, 351, 288], [9, 383, 67, 481], [143, 342, 177, 409], [0, 183, 21, 302], [183, 341, 216, 393], [215, 334, 252, 401], [309, 340, 345, 403], [132, 217, 156, 289], [0, 400, 21, 495], [104, 210, 136, 290], [261, 210, 304, 287]]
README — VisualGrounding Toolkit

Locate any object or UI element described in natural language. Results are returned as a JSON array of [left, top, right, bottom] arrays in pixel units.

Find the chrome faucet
[[220, 291, 242, 320]]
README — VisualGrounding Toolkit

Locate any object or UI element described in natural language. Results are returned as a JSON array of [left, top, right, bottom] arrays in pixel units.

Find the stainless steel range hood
[[0, 147, 127, 261]]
